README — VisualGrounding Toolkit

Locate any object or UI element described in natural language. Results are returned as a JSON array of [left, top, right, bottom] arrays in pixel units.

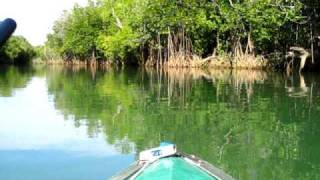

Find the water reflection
[[0, 66, 34, 96], [43, 66, 320, 179], [285, 73, 314, 98], [0, 67, 134, 180], [1, 66, 320, 180]]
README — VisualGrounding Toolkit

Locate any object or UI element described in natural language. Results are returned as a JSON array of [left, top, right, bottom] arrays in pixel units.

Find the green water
[[0, 65, 320, 180]]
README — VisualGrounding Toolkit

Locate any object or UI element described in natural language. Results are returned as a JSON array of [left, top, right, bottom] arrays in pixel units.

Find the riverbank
[[162, 54, 267, 69], [33, 54, 269, 70]]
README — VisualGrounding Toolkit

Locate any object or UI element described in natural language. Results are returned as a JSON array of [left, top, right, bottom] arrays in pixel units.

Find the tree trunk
[[310, 23, 314, 64]]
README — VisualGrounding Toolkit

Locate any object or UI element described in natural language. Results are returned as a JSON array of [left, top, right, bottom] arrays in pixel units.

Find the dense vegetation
[[0, 36, 36, 64], [40, 0, 319, 68]]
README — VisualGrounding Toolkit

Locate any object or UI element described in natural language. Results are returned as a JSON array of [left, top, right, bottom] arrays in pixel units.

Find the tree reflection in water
[[1, 65, 319, 179]]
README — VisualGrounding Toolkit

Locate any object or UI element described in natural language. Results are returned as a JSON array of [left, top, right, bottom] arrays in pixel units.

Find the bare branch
[[228, 0, 234, 7], [112, 8, 123, 29]]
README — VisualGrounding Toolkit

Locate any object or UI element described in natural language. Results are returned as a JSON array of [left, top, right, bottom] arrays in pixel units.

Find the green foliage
[[44, 11, 70, 60], [213, 0, 302, 53], [44, 0, 312, 63], [143, 0, 217, 55], [63, 1, 104, 60], [43, 1, 104, 61], [0, 36, 36, 64], [96, 0, 146, 61], [98, 26, 140, 60]]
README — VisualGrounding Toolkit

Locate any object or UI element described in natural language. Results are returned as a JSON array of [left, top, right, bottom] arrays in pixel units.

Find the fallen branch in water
[[286, 46, 310, 73]]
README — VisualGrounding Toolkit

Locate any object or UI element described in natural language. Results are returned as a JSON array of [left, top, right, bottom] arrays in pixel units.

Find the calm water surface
[[0, 65, 320, 180]]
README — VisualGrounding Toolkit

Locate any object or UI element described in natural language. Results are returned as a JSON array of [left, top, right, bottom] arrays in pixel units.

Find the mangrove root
[[286, 46, 310, 73]]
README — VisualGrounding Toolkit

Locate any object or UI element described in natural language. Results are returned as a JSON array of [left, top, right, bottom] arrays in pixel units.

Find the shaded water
[[0, 65, 320, 179]]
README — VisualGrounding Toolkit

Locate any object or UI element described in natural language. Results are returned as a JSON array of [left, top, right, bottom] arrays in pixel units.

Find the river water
[[0, 65, 319, 180]]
